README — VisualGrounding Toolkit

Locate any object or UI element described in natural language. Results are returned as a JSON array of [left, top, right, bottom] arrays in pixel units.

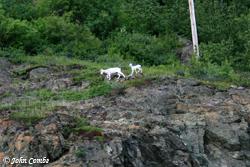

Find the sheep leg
[[139, 68, 143, 73], [117, 73, 121, 79], [131, 69, 134, 76], [105, 74, 109, 80], [108, 73, 111, 80], [120, 72, 125, 78]]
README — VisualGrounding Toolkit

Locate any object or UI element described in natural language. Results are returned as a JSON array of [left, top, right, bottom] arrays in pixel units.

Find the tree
[[188, 0, 199, 58]]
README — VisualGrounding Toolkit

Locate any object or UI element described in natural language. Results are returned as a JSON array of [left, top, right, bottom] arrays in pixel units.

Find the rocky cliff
[[0, 58, 249, 167]]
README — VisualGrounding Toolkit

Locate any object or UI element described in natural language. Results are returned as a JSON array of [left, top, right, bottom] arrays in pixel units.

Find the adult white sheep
[[129, 63, 142, 76], [100, 67, 126, 80]]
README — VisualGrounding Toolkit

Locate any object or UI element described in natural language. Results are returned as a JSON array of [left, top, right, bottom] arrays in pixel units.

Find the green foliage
[[35, 0, 120, 39], [73, 118, 102, 134], [73, 125, 102, 133], [0, 0, 37, 20], [232, 12, 250, 71], [35, 15, 101, 59], [196, 1, 234, 42], [74, 0, 120, 39], [23, 76, 112, 102], [0, 18, 42, 53], [56, 83, 112, 101], [236, 72, 250, 87], [8, 100, 54, 125], [10, 111, 44, 126], [0, 0, 250, 73], [75, 147, 86, 158], [189, 58, 237, 82], [0, 92, 12, 100], [200, 40, 234, 65], [118, 0, 168, 35], [0, 47, 26, 59], [163, 0, 190, 37], [108, 31, 179, 65], [25, 89, 55, 101]]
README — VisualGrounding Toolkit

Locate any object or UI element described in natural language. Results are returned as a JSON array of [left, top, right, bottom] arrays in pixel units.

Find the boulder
[[29, 67, 50, 80], [46, 78, 73, 91]]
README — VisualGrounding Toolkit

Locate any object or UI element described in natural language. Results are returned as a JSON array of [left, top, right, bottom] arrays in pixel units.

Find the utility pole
[[188, 0, 200, 58]]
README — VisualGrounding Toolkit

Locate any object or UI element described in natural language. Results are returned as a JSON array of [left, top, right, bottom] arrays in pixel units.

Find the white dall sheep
[[100, 67, 125, 80], [129, 63, 142, 76]]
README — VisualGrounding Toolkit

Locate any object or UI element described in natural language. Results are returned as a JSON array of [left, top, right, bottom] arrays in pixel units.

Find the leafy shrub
[[0, 0, 37, 20], [200, 40, 234, 65], [34, 15, 101, 59], [75, 148, 86, 158], [189, 58, 237, 81], [35, 0, 120, 39], [0, 47, 26, 59], [108, 31, 180, 65], [55, 83, 112, 101], [0, 18, 42, 53], [232, 12, 250, 71]]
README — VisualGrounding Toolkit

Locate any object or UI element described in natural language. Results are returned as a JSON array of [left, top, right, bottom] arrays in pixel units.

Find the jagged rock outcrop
[[0, 58, 250, 167], [176, 38, 193, 64]]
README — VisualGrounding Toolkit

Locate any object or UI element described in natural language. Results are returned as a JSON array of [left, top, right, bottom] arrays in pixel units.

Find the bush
[[35, 0, 120, 39], [200, 40, 234, 65], [0, 0, 37, 20], [107, 31, 180, 65], [34, 15, 101, 59], [189, 58, 237, 81], [0, 18, 42, 53], [0, 47, 26, 59], [232, 12, 250, 71]]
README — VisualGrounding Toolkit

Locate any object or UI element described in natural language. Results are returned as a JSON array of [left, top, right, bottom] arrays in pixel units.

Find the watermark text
[[2, 156, 49, 165]]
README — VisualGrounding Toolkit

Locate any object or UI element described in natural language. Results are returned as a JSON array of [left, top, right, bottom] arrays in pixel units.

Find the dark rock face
[[0, 60, 250, 167], [29, 67, 51, 82], [176, 39, 193, 64], [46, 78, 73, 91]]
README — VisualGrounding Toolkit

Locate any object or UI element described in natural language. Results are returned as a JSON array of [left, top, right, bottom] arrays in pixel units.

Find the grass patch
[[71, 68, 103, 86], [72, 118, 103, 136], [8, 100, 55, 125], [12, 65, 48, 77], [55, 83, 112, 101], [73, 125, 102, 133], [25, 89, 56, 100], [235, 72, 250, 87], [196, 79, 232, 90], [94, 136, 105, 142], [75, 147, 86, 158], [0, 103, 15, 111], [125, 78, 149, 87], [0, 92, 12, 100], [23, 83, 112, 102], [7, 54, 250, 91], [3, 54, 250, 129], [10, 112, 44, 125]]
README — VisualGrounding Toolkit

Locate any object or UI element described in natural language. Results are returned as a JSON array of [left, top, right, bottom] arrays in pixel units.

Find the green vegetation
[[0, 0, 250, 125], [8, 100, 55, 125], [75, 147, 86, 158], [0, 92, 12, 99], [0, 54, 247, 126], [56, 83, 112, 101], [73, 118, 102, 134], [0, 0, 249, 71]]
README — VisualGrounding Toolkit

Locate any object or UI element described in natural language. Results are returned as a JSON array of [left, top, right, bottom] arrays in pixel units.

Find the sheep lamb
[[129, 63, 143, 76], [100, 67, 126, 80]]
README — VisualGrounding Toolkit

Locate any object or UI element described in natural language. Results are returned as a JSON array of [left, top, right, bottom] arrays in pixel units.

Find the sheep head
[[100, 69, 104, 75]]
